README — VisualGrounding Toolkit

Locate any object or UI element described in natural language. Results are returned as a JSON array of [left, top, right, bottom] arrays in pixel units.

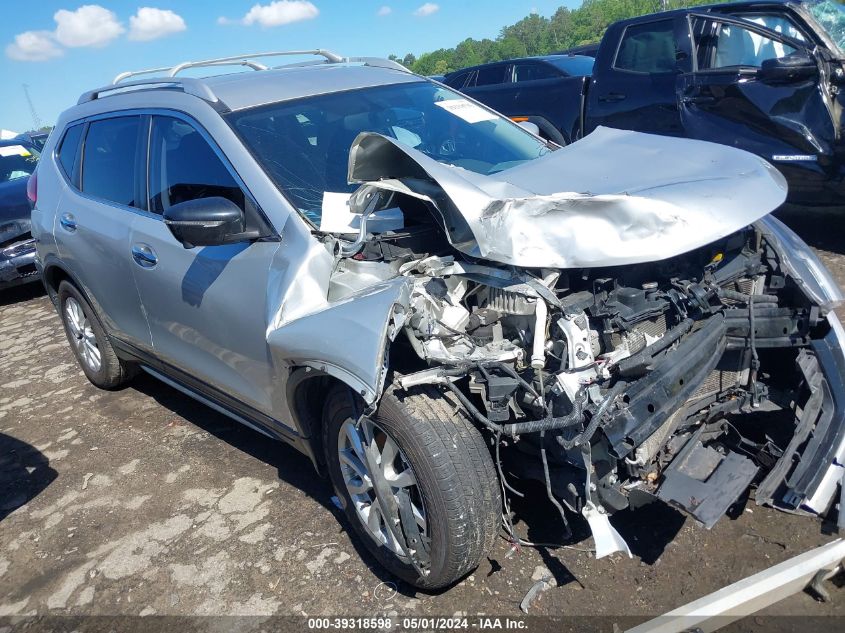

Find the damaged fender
[[267, 277, 412, 404]]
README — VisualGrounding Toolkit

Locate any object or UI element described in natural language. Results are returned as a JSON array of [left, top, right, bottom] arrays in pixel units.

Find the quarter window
[[148, 116, 247, 215], [615, 20, 678, 73], [57, 123, 83, 181], [81, 116, 141, 207]]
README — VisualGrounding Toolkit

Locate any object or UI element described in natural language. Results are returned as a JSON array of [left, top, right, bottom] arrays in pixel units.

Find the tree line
[[390, 0, 716, 76]]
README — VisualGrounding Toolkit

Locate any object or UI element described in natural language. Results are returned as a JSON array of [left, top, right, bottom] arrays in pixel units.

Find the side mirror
[[163, 197, 245, 248], [758, 52, 817, 83], [517, 120, 541, 136]]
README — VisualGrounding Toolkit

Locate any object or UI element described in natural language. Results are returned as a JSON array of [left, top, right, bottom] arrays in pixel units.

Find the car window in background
[[545, 55, 595, 76], [445, 71, 472, 88], [0, 144, 39, 183], [706, 21, 797, 68], [148, 116, 247, 215], [57, 124, 83, 180], [806, 0, 845, 56], [228, 81, 550, 226], [81, 116, 140, 207], [475, 65, 509, 86], [513, 63, 560, 82], [615, 20, 678, 72]]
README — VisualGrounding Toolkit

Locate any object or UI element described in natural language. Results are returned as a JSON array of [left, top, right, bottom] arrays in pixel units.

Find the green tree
[[405, 0, 717, 73]]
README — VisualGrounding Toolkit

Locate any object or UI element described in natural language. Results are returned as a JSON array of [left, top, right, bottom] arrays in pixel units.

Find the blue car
[[0, 138, 40, 289]]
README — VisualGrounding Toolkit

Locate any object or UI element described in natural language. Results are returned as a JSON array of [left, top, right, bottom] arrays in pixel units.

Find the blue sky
[[0, 1, 579, 132]]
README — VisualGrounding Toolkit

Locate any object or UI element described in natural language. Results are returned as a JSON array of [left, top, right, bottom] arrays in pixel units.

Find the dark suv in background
[[0, 137, 40, 289], [443, 55, 594, 145]]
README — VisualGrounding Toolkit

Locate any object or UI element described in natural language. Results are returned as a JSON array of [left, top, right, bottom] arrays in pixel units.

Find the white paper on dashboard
[[434, 99, 498, 124]]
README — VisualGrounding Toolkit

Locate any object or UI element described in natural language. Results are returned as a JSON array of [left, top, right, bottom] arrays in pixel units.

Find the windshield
[[806, 0, 845, 55], [0, 144, 39, 184], [226, 81, 550, 226]]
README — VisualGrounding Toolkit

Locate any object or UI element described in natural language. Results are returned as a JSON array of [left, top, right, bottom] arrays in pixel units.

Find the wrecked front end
[[306, 127, 845, 557]]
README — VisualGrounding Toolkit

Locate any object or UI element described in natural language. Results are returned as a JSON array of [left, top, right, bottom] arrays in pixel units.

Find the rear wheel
[[323, 383, 501, 589], [58, 281, 136, 389]]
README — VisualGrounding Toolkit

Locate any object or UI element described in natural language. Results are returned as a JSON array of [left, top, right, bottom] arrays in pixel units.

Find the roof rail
[[77, 51, 413, 106], [113, 49, 345, 85], [78, 77, 218, 105]]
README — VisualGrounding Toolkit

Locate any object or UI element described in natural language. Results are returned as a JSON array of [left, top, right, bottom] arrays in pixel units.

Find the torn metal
[[347, 126, 788, 268], [266, 125, 845, 560]]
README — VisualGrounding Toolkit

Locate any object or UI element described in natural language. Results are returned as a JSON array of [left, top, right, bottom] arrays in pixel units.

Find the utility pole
[[21, 84, 42, 131]]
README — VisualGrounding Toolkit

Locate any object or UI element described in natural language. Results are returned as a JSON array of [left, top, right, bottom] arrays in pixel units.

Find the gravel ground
[[0, 208, 843, 629]]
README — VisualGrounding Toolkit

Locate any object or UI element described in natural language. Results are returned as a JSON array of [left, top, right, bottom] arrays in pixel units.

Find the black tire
[[57, 280, 136, 390], [323, 383, 501, 589]]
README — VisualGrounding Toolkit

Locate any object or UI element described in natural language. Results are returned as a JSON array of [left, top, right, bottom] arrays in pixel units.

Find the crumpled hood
[[348, 126, 788, 269]]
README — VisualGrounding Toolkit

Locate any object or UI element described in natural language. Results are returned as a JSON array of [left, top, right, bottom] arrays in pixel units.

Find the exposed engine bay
[[316, 178, 842, 560]]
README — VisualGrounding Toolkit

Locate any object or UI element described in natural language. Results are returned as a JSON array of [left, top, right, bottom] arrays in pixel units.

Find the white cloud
[[5, 30, 63, 62], [54, 5, 124, 48], [377, 6, 392, 16], [217, 16, 233, 26], [241, 1, 319, 27], [413, 3, 439, 17], [128, 7, 187, 41]]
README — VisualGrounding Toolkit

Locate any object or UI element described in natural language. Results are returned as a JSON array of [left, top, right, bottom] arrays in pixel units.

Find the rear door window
[[57, 123, 83, 181], [614, 20, 678, 73], [445, 71, 472, 89], [475, 65, 510, 86], [81, 116, 141, 207], [513, 63, 560, 82], [148, 115, 247, 215]]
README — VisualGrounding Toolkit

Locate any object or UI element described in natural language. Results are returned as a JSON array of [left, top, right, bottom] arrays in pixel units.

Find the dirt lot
[[1, 208, 843, 629]]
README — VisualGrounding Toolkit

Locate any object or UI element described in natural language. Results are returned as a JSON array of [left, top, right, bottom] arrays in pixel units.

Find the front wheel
[[323, 384, 501, 589]]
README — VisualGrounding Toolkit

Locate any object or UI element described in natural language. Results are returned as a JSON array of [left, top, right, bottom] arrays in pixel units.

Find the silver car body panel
[[349, 126, 788, 268], [267, 276, 412, 405]]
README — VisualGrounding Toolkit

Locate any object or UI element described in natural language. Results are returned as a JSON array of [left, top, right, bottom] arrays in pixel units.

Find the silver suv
[[32, 51, 845, 589]]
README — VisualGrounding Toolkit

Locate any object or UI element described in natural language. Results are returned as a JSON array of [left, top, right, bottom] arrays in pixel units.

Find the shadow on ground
[[0, 282, 45, 307], [130, 373, 423, 597], [0, 433, 57, 521]]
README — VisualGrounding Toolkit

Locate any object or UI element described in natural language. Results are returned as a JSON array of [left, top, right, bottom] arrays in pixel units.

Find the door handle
[[131, 243, 158, 268], [598, 92, 627, 103], [681, 95, 717, 105], [59, 213, 77, 232]]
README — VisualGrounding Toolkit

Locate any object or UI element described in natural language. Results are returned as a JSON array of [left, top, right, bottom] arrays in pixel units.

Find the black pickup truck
[[445, 0, 845, 205]]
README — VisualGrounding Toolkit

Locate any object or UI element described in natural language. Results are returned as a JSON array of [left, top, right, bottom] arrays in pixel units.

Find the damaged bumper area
[[0, 221, 37, 289], [276, 125, 845, 559], [386, 237, 845, 557]]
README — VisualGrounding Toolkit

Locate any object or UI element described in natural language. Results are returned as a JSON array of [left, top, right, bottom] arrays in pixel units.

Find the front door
[[129, 113, 281, 420], [679, 14, 838, 196]]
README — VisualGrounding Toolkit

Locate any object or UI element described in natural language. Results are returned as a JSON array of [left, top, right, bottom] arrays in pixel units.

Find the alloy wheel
[[338, 417, 429, 563], [64, 297, 101, 373]]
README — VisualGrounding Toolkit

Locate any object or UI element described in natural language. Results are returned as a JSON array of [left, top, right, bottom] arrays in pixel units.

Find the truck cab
[[585, 0, 845, 205]]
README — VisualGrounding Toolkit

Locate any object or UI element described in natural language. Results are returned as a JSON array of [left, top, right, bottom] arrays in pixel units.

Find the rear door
[[129, 113, 281, 419], [461, 63, 515, 114], [679, 13, 837, 182], [585, 17, 693, 136], [54, 115, 150, 347]]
